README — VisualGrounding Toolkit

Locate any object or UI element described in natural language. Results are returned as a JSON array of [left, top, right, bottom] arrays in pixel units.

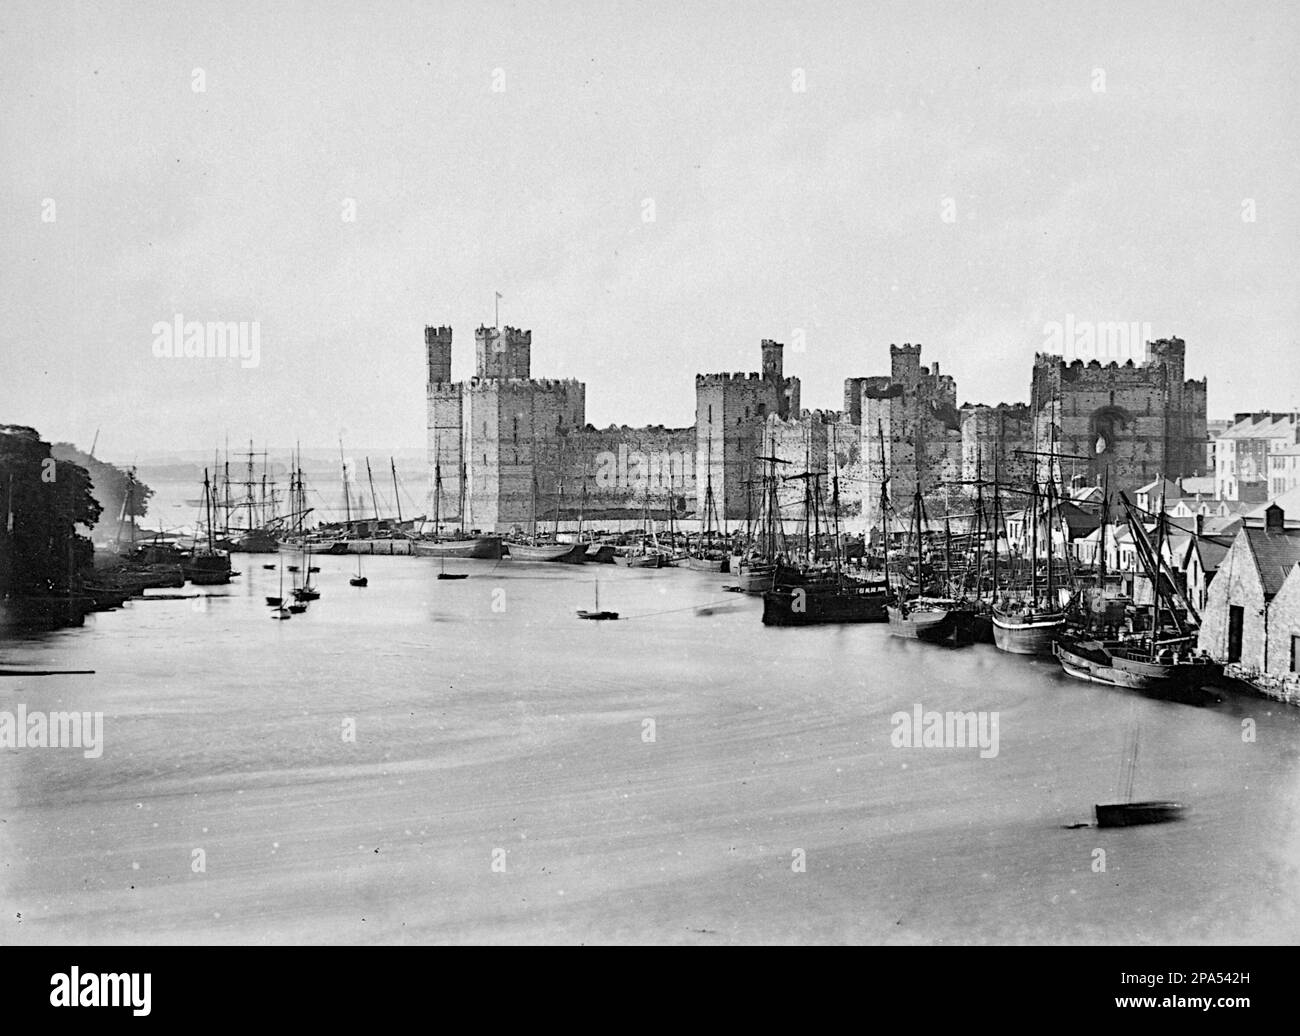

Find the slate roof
[[1243, 525, 1300, 598]]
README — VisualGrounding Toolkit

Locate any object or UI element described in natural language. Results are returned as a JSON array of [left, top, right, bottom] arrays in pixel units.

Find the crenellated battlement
[[424, 325, 453, 341], [463, 376, 583, 393], [475, 324, 531, 340], [695, 371, 768, 385]]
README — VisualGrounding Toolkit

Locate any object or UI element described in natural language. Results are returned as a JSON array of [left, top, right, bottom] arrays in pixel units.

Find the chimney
[[1195, 513, 1204, 536]]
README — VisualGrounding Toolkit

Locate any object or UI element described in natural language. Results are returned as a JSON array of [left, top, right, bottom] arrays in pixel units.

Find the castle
[[425, 325, 1208, 534]]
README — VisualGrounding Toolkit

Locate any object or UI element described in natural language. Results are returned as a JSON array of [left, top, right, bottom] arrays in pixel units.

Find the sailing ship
[[991, 477, 1066, 655], [728, 448, 786, 592], [685, 440, 728, 572], [182, 469, 232, 585], [762, 427, 888, 625], [1093, 724, 1187, 827], [885, 454, 970, 645], [414, 438, 504, 559], [350, 553, 368, 587], [612, 480, 668, 568], [576, 579, 618, 620], [1054, 487, 1219, 702]]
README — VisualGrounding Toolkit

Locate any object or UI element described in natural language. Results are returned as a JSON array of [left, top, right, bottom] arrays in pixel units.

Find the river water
[[2, 553, 1298, 944]]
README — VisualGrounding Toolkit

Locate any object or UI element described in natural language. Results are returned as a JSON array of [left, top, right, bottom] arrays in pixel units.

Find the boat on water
[[886, 598, 968, 643], [182, 469, 232, 585], [1053, 486, 1219, 702], [990, 462, 1071, 655], [613, 548, 663, 568], [413, 536, 503, 559], [1053, 637, 1219, 703], [992, 603, 1066, 655], [1095, 801, 1186, 827], [730, 556, 776, 593], [350, 553, 368, 587], [685, 449, 730, 572], [884, 475, 972, 645], [505, 540, 588, 563], [763, 578, 889, 626], [576, 580, 618, 620], [583, 542, 616, 564], [290, 546, 321, 601], [683, 553, 726, 572], [1092, 724, 1188, 827], [224, 528, 280, 553]]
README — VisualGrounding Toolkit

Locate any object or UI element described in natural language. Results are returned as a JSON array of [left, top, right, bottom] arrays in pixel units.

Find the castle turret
[[761, 339, 784, 382], [475, 325, 532, 380], [425, 325, 453, 385], [889, 343, 922, 389]]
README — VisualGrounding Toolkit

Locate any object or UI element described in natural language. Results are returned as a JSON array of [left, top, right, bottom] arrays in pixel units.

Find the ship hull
[[684, 555, 726, 573], [887, 602, 961, 643], [413, 537, 504, 560], [762, 585, 889, 626], [992, 609, 1066, 655], [733, 564, 776, 594], [505, 542, 588, 563], [1094, 801, 1186, 828], [182, 552, 231, 586], [584, 544, 617, 564], [1053, 639, 1217, 703], [613, 552, 662, 568]]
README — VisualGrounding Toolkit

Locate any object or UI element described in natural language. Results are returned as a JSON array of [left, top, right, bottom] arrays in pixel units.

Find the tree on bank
[[50, 441, 153, 537], [0, 425, 102, 596]]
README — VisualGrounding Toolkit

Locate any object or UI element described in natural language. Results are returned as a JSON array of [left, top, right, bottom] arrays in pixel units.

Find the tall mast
[[433, 438, 442, 537], [390, 458, 403, 527], [245, 439, 255, 532], [553, 436, 564, 540], [1028, 476, 1039, 608], [990, 453, 1000, 604], [339, 439, 351, 528], [878, 419, 891, 595], [1098, 469, 1109, 592], [830, 424, 842, 579], [203, 468, 215, 553], [366, 457, 379, 528], [223, 437, 232, 533], [944, 517, 952, 598], [915, 486, 925, 594], [972, 450, 985, 602]]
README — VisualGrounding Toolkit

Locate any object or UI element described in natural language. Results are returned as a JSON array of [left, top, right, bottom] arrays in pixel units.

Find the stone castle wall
[[1030, 337, 1207, 499], [426, 326, 1209, 535]]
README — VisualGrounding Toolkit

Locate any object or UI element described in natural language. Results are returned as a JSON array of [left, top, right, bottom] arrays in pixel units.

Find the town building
[[1212, 412, 1299, 501], [1197, 504, 1300, 691]]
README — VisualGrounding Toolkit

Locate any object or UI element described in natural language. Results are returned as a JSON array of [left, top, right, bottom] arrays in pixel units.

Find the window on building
[[1292, 635, 1300, 674]]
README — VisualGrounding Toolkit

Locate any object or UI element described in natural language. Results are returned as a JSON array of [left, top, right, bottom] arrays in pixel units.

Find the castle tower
[[425, 325, 452, 385], [761, 339, 783, 382], [889, 342, 922, 390], [474, 325, 532, 381]]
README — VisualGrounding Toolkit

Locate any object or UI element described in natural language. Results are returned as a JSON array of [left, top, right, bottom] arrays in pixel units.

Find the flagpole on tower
[[494, 291, 502, 330]]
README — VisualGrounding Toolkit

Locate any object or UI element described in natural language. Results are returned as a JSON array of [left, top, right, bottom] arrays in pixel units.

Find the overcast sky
[[3, 0, 1297, 461]]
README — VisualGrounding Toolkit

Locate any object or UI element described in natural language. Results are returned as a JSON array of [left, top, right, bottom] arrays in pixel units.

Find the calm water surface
[[2, 553, 1299, 944]]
